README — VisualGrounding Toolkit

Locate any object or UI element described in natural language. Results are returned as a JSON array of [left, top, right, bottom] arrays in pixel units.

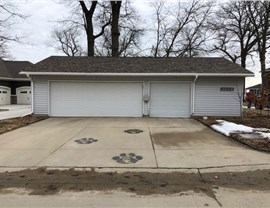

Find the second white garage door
[[16, 87, 31, 104], [149, 82, 191, 117], [50, 82, 143, 117]]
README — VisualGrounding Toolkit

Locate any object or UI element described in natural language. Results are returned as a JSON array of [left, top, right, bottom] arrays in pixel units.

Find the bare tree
[[0, 3, 25, 58], [247, 1, 270, 89], [111, 1, 122, 57], [150, 0, 168, 57], [209, 1, 257, 68], [95, 1, 144, 57], [56, 1, 111, 56], [150, 0, 212, 57], [79, 1, 111, 56], [55, 1, 142, 57], [51, 27, 84, 56]]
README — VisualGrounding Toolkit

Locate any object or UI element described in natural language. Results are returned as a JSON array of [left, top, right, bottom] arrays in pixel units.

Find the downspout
[[26, 74, 34, 114], [192, 75, 198, 115]]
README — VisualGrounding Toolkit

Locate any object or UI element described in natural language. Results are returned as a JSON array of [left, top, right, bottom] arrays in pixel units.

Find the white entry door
[[0, 86, 11, 105], [50, 82, 143, 117], [149, 82, 191, 117], [16, 87, 31, 104]]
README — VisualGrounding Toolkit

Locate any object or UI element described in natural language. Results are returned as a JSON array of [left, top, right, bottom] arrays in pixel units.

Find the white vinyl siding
[[49, 82, 143, 117], [33, 80, 48, 114], [149, 82, 191, 117], [194, 77, 243, 116]]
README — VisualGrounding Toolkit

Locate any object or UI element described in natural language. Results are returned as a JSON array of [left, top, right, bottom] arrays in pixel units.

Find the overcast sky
[[5, 0, 265, 87]]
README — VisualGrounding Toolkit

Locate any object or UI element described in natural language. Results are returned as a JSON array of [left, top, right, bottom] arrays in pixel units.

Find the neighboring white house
[[0, 59, 32, 105], [20, 56, 253, 117]]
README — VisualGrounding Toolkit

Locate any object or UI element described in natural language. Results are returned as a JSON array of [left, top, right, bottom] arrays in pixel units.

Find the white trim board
[[21, 72, 254, 77]]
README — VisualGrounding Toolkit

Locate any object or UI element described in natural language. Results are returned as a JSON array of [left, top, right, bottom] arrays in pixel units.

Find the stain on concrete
[[152, 129, 242, 148], [152, 132, 199, 148]]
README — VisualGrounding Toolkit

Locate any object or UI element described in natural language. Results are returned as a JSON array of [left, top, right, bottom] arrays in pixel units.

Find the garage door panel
[[16, 87, 31, 105], [0, 86, 11, 105], [50, 82, 143, 117], [150, 82, 191, 117]]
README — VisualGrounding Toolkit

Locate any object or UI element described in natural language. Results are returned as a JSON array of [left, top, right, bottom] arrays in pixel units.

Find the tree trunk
[[111, 1, 122, 57], [85, 13, 95, 56], [240, 54, 246, 69], [87, 31, 95, 56], [260, 52, 268, 89], [79, 1, 97, 57]]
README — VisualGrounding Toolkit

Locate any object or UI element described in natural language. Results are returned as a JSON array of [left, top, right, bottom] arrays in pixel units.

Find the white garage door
[[16, 87, 31, 104], [150, 82, 191, 117], [0, 86, 10, 105], [50, 82, 143, 117]]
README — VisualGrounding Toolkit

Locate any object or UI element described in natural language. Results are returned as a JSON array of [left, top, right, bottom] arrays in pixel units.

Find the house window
[[220, 87, 234, 91]]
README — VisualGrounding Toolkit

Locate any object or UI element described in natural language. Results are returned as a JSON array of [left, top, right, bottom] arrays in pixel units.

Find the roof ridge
[[48, 56, 225, 59]]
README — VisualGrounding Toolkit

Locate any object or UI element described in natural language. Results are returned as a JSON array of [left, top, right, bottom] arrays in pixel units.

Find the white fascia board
[[20, 71, 254, 77], [0, 77, 30, 81]]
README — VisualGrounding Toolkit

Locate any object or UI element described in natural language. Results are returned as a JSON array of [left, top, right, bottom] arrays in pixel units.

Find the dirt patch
[[201, 169, 270, 191], [0, 168, 206, 196], [0, 109, 8, 112], [0, 115, 48, 135], [231, 133, 270, 152], [0, 168, 269, 201]]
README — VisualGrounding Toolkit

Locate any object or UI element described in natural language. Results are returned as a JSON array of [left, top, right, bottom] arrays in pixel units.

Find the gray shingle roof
[[24, 56, 253, 75], [0, 59, 33, 79]]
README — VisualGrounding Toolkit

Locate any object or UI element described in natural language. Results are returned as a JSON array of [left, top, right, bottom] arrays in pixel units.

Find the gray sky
[[5, 0, 264, 87]]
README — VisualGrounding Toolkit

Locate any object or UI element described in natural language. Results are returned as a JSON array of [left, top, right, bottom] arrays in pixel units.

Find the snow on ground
[[212, 120, 253, 136], [260, 132, 270, 139], [211, 120, 270, 139]]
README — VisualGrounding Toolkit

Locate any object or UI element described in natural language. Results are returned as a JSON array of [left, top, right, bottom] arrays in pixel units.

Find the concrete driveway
[[0, 105, 31, 120], [0, 117, 269, 168]]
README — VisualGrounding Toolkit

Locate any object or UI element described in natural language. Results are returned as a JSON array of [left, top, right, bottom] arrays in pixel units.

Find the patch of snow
[[211, 120, 270, 140], [211, 120, 253, 136], [253, 128, 270, 133], [259, 132, 270, 140]]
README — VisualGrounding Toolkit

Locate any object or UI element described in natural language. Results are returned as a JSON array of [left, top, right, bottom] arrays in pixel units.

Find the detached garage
[[21, 56, 253, 117]]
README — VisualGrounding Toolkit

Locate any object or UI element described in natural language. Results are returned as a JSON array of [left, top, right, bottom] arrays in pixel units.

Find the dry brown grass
[[0, 115, 48, 135]]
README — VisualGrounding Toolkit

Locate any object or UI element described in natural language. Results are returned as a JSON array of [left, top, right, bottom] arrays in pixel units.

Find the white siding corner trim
[[33, 80, 48, 114]]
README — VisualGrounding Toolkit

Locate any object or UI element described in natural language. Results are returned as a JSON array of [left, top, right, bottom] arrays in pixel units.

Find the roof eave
[[20, 71, 254, 77], [0, 77, 30, 81]]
